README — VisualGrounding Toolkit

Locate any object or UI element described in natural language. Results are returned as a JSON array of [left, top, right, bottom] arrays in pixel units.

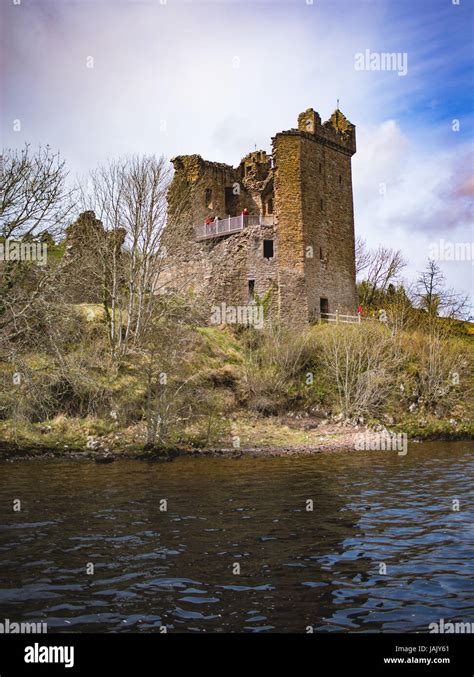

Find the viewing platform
[[195, 214, 274, 241]]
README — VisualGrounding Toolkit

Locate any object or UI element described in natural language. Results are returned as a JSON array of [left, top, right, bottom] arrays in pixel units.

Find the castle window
[[205, 188, 213, 209], [225, 186, 237, 215], [263, 240, 274, 259], [266, 198, 273, 215], [248, 279, 255, 302], [320, 198, 323, 211], [319, 162, 322, 174], [339, 174, 342, 184], [319, 247, 324, 260], [320, 298, 329, 316]]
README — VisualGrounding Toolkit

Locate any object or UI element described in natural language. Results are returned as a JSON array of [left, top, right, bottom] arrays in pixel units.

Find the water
[[0, 441, 473, 633]]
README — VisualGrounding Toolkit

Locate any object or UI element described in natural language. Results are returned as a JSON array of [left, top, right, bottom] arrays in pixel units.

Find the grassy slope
[[0, 320, 472, 455]]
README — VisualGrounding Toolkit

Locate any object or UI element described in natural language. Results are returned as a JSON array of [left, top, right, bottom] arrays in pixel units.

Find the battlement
[[170, 154, 236, 183], [240, 150, 272, 172], [273, 108, 356, 156]]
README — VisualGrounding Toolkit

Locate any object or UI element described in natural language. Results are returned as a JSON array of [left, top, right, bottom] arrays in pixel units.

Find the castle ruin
[[161, 108, 358, 324]]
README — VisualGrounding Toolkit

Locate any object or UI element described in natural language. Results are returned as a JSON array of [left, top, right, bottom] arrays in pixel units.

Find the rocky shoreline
[[0, 426, 471, 463]]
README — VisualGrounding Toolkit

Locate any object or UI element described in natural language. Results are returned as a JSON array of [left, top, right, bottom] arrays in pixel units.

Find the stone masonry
[[160, 108, 358, 324]]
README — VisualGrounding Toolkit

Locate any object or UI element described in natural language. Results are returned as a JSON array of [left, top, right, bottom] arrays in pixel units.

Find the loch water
[[1, 441, 473, 633]]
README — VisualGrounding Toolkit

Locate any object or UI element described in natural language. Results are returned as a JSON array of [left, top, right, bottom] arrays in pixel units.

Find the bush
[[400, 329, 471, 416], [314, 323, 404, 417], [242, 324, 312, 414]]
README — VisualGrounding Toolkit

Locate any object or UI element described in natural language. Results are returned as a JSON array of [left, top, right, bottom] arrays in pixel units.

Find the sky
[[1, 0, 473, 307]]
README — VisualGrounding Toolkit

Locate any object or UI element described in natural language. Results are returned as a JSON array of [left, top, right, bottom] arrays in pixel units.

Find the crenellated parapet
[[171, 154, 236, 184], [272, 107, 356, 156]]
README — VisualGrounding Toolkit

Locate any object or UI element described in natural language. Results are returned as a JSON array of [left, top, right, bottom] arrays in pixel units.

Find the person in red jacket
[[357, 305, 363, 316], [241, 208, 249, 216]]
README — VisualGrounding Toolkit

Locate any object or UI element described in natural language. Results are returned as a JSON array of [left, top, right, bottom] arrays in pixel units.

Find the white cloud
[[354, 120, 473, 303]]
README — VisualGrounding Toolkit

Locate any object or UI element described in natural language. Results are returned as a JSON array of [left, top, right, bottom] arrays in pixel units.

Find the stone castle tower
[[160, 108, 358, 323]]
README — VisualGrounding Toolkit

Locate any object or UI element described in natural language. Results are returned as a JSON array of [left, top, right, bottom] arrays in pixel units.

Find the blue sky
[[1, 0, 473, 305]]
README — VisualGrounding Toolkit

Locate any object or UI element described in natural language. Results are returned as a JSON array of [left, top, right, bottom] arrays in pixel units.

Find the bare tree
[[1, 144, 75, 240], [414, 259, 469, 320], [0, 145, 76, 342], [360, 245, 407, 306], [355, 236, 371, 277], [80, 154, 178, 358], [121, 155, 171, 347]]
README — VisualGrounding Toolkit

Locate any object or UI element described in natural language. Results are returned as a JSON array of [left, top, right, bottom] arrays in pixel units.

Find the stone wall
[[272, 133, 308, 323], [159, 223, 277, 315]]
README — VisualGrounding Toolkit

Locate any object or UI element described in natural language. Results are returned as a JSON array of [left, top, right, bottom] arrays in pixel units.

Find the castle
[[161, 108, 358, 324]]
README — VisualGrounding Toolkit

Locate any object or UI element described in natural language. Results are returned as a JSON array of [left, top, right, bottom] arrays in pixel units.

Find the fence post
[[358, 312, 361, 324], [336, 310, 339, 325], [228, 215, 231, 232]]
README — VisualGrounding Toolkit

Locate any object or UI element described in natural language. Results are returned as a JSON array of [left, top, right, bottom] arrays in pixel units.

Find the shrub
[[242, 324, 312, 414], [315, 323, 404, 417]]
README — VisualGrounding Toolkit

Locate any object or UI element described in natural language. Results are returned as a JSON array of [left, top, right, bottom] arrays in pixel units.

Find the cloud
[[453, 171, 474, 199], [353, 119, 473, 303]]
